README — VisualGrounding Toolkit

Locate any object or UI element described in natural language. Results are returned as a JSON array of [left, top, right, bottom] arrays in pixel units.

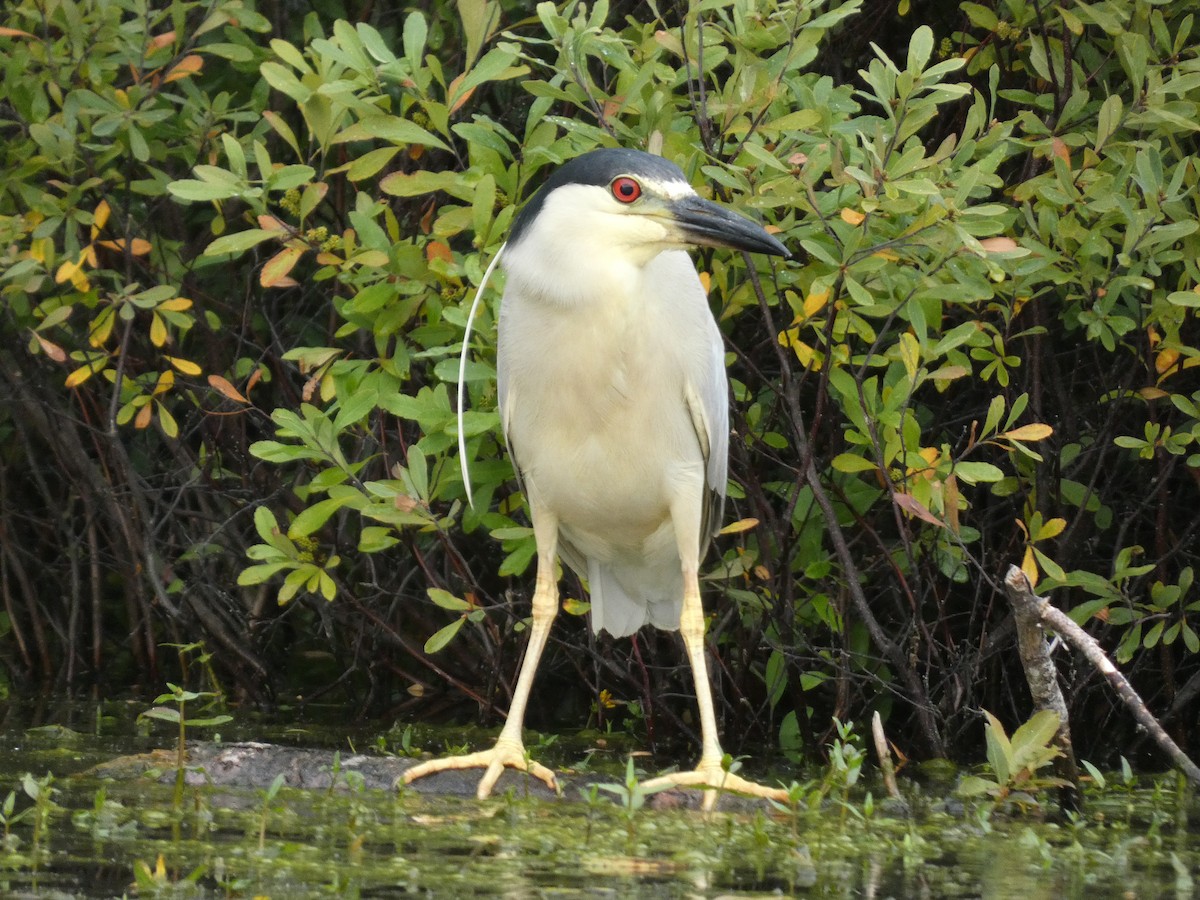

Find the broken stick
[[1003, 565, 1200, 787]]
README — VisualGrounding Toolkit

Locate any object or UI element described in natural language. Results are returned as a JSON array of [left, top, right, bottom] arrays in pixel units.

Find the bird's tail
[[586, 558, 682, 638]]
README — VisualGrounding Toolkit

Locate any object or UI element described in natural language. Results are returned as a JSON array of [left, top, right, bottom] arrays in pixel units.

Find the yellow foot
[[642, 763, 789, 811], [401, 738, 559, 800]]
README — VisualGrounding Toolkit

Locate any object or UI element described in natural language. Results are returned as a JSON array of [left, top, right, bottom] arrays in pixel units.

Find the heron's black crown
[[508, 149, 688, 247]]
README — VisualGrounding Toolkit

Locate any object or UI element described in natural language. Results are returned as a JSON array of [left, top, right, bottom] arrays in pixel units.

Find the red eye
[[611, 176, 641, 203]]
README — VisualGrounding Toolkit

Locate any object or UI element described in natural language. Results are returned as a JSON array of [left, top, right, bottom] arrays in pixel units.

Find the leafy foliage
[[958, 709, 1069, 808], [2, 0, 1200, 768]]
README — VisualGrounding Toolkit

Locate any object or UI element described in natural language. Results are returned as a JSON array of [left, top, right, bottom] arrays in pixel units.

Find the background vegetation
[[2, 0, 1199, 771]]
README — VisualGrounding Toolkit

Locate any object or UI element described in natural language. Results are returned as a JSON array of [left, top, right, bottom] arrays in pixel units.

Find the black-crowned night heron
[[404, 148, 789, 809]]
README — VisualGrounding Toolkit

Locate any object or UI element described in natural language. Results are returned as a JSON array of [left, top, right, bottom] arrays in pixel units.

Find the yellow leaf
[[89, 307, 115, 347], [1139, 386, 1169, 400], [778, 329, 819, 369], [898, 332, 920, 382], [166, 356, 202, 376], [1000, 423, 1054, 442], [1021, 545, 1040, 588], [93, 199, 111, 234], [718, 518, 760, 535], [562, 598, 591, 616], [65, 365, 97, 388], [54, 256, 84, 285], [1156, 347, 1180, 375], [97, 237, 154, 256], [1038, 517, 1067, 540], [840, 207, 866, 225], [260, 246, 304, 287], [929, 364, 970, 383], [944, 474, 961, 532], [157, 403, 179, 438], [29, 237, 50, 263], [158, 297, 193, 312], [150, 312, 168, 347], [698, 271, 711, 294], [153, 370, 176, 395], [802, 288, 829, 319]]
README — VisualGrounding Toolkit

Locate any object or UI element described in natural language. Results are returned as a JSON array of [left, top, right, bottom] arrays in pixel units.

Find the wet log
[[91, 741, 784, 810]]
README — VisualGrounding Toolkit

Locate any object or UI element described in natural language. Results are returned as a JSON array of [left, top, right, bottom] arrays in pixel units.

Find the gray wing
[[497, 290, 591, 579], [684, 326, 729, 558]]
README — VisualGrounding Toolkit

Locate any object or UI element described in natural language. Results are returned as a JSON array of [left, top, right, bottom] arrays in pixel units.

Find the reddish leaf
[[32, 332, 67, 362], [892, 492, 946, 528], [260, 246, 303, 287], [208, 374, 249, 404], [164, 54, 203, 82], [425, 241, 453, 264]]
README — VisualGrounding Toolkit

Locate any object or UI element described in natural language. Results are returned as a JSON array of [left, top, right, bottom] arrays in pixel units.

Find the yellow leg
[[403, 509, 560, 799], [641, 488, 788, 810]]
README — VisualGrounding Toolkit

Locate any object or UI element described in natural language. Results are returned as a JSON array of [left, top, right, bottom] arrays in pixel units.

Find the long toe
[[642, 764, 788, 810], [401, 740, 559, 799]]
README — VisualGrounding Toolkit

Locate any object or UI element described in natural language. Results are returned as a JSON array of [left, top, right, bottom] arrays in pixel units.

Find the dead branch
[[870, 710, 902, 800], [1003, 565, 1200, 786], [1002, 566, 1082, 810]]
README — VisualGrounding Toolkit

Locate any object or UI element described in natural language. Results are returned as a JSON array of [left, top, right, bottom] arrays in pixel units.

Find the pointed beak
[[668, 195, 790, 258]]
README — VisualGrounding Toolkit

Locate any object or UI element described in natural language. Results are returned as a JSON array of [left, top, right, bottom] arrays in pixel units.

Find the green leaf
[[1096, 94, 1122, 151], [402, 11, 427, 68], [982, 710, 1012, 786], [957, 774, 998, 797], [379, 169, 462, 197], [357, 23, 397, 63], [428, 588, 470, 611], [140, 707, 182, 724], [458, 0, 495, 67], [339, 116, 449, 150], [345, 147, 400, 181], [424, 617, 465, 654], [1009, 709, 1061, 771], [267, 164, 316, 191], [452, 46, 526, 105], [831, 453, 877, 473], [168, 179, 240, 202], [261, 60, 311, 102], [359, 526, 400, 553], [288, 495, 356, 538], [188, 715, 234, 728], [1166, 291, 1200, 308], [953, 461, 1004, 483], [204, 229, 280, 256], [253, 506, 280, 541], [907, 26, 934, 74]]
